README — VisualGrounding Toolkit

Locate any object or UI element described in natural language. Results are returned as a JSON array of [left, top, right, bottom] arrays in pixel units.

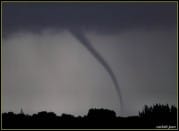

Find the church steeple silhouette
[[20, 108, 24, 114]]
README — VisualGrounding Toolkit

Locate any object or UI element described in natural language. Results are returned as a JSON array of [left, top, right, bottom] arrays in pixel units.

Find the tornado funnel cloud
[[69, 29, 123, 112]]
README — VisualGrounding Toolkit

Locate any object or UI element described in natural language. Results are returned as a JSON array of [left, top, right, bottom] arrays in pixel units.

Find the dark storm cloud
[[3, 2, 177, 36]]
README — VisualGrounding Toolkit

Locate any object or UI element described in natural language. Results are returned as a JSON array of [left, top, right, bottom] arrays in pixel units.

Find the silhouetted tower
[[20, 108, 24, 114]]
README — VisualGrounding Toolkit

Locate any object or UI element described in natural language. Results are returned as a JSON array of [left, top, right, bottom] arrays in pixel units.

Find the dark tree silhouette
[[2, 104, 177, 129], [139, 104, 177, 127], [87, 108, 116, 120]]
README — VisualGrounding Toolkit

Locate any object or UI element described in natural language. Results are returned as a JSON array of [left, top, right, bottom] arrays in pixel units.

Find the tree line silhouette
[[2, 104, 177, 129]]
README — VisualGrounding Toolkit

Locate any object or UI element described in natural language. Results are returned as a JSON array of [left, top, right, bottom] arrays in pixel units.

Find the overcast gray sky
[[2, 2, 177, 116]]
